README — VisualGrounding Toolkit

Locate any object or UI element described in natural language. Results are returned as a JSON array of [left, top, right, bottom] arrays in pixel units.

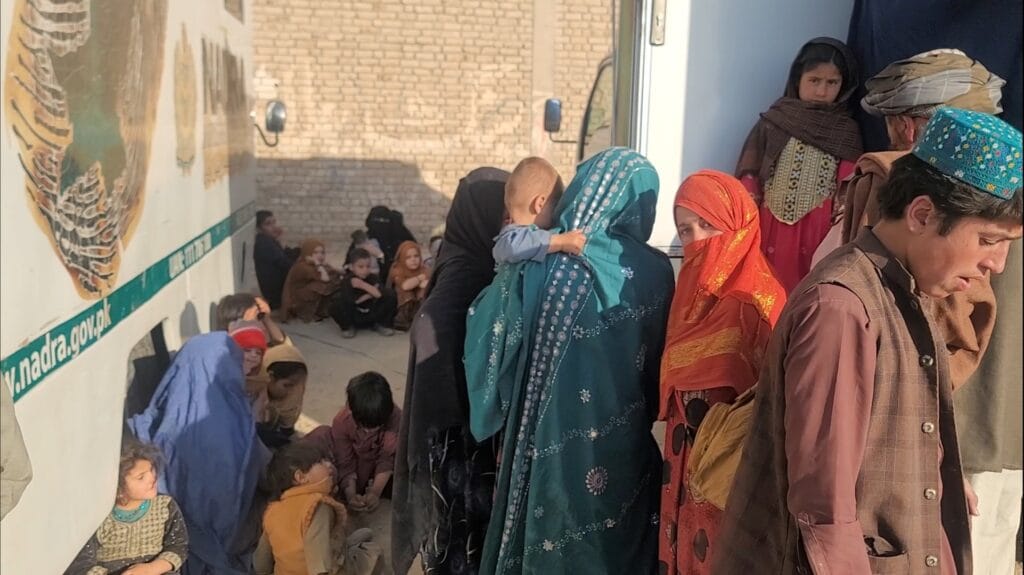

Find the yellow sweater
[[262, 479, 347, 575]]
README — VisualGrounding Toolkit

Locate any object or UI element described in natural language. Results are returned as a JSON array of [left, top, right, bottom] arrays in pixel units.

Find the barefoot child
[[254, 443, 381, 575], [303, 372, 401, 514], [329, 249, 397, 339], [493, 157, 586, 264], [66, 441, 188, 575], [387, 241, 431, 331]]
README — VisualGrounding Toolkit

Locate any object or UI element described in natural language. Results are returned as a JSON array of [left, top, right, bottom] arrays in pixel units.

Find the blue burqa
[[128, 332, 270, 575], [465, 148, 674, 574]]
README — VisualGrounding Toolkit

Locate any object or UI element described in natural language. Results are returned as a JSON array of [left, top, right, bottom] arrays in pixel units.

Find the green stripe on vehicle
[[1, 203, 256, 402]]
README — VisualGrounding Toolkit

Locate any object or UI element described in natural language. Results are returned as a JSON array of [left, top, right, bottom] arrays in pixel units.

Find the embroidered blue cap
[[912, 107, 1022, 199]]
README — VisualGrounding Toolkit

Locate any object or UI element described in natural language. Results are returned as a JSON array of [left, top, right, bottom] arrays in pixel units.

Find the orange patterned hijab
[[659, 170, 786, 416]]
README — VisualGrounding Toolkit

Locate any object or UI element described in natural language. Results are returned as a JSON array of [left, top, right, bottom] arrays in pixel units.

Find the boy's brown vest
[[263, 478, 348, 575], [713, 231, 971, 575]]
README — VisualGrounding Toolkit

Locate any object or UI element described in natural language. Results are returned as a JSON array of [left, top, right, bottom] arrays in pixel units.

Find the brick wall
[[252, 0, 612, 254]]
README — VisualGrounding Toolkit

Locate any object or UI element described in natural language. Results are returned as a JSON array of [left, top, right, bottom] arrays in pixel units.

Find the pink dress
[[743, 160, 855, 293]]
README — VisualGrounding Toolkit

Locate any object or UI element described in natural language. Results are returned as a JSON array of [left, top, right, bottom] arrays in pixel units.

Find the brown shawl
[[280, 239, 340, 322], [736, 37, 864, 184], [840, 151, 906, 244]]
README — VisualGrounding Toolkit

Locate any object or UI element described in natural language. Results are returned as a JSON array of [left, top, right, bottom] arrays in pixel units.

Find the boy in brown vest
[[254, 443, 382, 575], [714, 108, 1022, 574]]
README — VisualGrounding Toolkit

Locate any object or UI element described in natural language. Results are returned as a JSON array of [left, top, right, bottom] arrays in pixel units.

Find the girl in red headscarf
[[658, 170, 786, 575]]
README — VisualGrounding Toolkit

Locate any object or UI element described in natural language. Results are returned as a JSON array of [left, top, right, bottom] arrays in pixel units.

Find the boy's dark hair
[[878, 154, 1023, 234], [346, 247, 373, 266], [268, 361, 308, 380], [256, 210, 274, 229], [118, 439, 161, 495], [351, 229, 369, 244], [215, 293, 257, 330], [264, 442, 327, 499], [346, 371, 394, 428]]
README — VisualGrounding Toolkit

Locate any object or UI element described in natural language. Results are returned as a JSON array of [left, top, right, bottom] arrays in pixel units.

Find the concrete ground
[[282, 319, 422, 575], [282, 316, 665, 575]]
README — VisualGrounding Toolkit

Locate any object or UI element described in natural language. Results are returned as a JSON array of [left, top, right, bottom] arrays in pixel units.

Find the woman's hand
[[123, 559, 173, 575]]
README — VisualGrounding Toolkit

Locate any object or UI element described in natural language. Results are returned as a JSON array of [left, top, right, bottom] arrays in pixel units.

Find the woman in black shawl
[[365, 205, 417, 273], [391, 167, 509, 575]]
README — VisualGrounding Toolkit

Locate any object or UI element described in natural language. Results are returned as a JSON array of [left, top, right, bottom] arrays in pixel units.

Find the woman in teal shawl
[[465, 148, 674, 574]]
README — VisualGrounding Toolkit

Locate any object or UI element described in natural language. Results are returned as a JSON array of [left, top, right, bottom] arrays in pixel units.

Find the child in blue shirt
[[493, 157, 586, 264]]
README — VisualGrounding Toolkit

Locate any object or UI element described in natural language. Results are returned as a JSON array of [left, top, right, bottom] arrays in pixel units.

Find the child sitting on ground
[[303, 372, 401, 514], [329, 249, 397, 339], [346, 230, 385, 277], [66, 441, 188, 575], [493, 157, 586, 264], [254, 443, 381, 575], [229, 320, 269, 378], [256, 343, 309, 449], [386, 241, 431, 331]]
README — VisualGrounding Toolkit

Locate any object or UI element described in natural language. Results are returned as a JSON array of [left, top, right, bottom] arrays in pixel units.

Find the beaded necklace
[[111, 499, 151, 523]]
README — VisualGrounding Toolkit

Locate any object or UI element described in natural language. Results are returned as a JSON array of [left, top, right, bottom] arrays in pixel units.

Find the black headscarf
[[391, 167, 508, 573], [365, 205, 416, 272]]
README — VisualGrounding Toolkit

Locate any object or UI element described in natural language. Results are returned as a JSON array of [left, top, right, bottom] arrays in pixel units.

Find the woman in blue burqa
[[128, 332, 270, 574], [465, 148, 674, 574]]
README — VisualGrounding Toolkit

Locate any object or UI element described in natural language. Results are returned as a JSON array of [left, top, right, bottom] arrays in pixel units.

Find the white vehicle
[[0, 0, 854, 571], [548, 0, 855, 256], [0, 0, 283, 571]]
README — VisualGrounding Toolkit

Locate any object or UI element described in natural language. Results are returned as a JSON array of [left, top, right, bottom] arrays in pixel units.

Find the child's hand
[[551, 230, 586, 256], [363, 491, 381, 513], [347, 493, 367, 512], [255, 297, 271, 317], [123, 559, 172, 575]]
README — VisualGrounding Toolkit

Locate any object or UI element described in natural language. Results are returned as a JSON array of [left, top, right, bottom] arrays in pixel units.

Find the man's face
[[907, 208, 1021, 298], [260, 216, 283, 239], [884, 115, 931, 152]]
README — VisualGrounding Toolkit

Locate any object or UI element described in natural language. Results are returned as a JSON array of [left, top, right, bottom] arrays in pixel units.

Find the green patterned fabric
[[465, 147, 674, 574]]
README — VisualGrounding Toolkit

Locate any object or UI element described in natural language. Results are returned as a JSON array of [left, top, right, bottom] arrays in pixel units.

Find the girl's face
[[120, 460, 158, 503], [295, 459, 335, 486], [674, 206, 723, 249], [242, 348, 264, 376], [797, 62, 842, 104], [404, 249, 422, 271], [310, 246, 327, 266]]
